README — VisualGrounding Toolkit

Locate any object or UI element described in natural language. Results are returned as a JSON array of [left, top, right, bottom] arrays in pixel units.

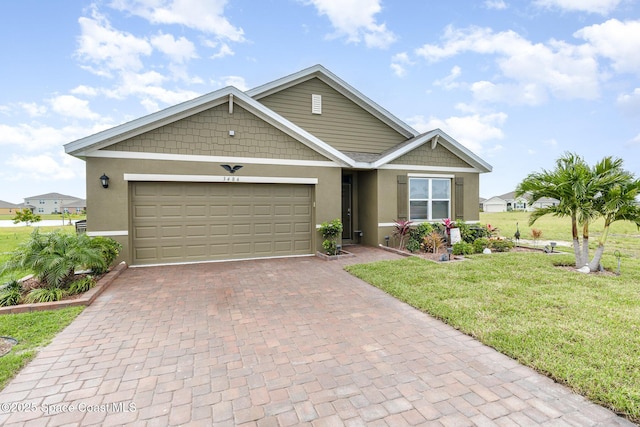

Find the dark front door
[[341, 180, 352, 240]]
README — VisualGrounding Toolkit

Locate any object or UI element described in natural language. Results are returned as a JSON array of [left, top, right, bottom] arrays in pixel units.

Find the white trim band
[[379, 164, 479, 173], [123, 173, 318, 185], [87, 230, 129, 237], [408, 173, 455, 178]]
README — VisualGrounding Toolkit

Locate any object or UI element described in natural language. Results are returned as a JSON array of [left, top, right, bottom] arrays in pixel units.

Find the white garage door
[[131, 181, 313, 265]]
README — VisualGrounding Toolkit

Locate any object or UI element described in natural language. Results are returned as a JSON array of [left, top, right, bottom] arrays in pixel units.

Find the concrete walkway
[[0, 246, 633, 426]]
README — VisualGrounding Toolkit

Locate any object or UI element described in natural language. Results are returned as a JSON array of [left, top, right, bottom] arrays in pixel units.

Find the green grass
[[0, 307, 84, 390], [481, 211, 640, 259], [346, 251, 640, 423], [0, 214, 85, 221]]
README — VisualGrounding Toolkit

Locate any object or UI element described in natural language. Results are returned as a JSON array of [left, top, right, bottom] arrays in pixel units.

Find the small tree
[[12, 209, 41, 226], [319, 219, 343, 256]]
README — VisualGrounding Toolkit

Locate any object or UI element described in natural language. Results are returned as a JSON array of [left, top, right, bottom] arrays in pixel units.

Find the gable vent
[[311, 94, 322, 114]]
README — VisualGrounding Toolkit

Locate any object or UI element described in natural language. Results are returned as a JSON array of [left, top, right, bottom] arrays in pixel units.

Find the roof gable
[[373, 129, 492, 173], [247, 65, 416, 139]]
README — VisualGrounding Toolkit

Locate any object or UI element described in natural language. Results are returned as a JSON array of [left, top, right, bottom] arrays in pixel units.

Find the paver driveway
[[0, 246, 633, 426]]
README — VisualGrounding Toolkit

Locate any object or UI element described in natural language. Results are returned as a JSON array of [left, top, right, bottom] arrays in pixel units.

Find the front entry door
[[341, 181, 352, 240]]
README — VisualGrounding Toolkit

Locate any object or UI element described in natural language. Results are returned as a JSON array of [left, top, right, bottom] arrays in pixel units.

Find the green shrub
[[405, 239, 421, 253], [25, 287, 64, 304], [2, 230, 105, 288], [0, 281, 23, 307], [489, 238, 515, 252], [473, 237, 491, 253], [452, 241, 474, 255], [87, 236, 122, 274], [68, 276, 96, 295], [319, 219, 343, 255]]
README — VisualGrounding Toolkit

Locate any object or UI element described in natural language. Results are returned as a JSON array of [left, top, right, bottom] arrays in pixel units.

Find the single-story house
[[0, 200, 20, 215], [23, 192, 83, 214], [482, 191, 558, 212], [62, 199, 86, 214], [64, 64, 492, 266]]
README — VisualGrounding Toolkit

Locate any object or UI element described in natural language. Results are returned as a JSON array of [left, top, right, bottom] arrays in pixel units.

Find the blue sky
[[1, 0, 639, 204]]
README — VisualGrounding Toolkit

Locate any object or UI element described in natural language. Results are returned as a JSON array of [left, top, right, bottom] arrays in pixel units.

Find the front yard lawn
[[0, 307, 84, 390], [345, 251, 640, 423]]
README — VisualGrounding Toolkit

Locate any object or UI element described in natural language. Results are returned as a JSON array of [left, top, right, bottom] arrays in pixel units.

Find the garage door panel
[[232, 223, 252, 236], [131, 182, 313, 265]]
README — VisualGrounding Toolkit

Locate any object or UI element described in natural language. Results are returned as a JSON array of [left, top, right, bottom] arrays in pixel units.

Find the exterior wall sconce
[[100, 173, 110, 189]]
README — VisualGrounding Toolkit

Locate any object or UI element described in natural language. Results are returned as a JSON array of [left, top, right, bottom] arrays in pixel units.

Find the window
[[409, 178, 451, 221]]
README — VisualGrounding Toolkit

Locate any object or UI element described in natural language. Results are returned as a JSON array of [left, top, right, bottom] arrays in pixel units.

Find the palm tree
[[516, 152, 592, 267], [587, 170, 640, 271]]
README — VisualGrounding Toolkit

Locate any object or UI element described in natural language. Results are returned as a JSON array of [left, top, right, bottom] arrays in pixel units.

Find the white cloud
[[617, 88, 640, 114], [484, 0, 508, 10], [534, 0, 622, 15], [574, 19, 640, 74], [220, 76, 248, 91], [49, 95, 101, 120], [434, 66, 463, 90], [0, 122, 112, 151], [415, 25, 600, 104], [70, 85, 99, 97], [406, 112, 507, 154], [20, 102, 47, 117], [7, 152, 77, 181], [76, 8, 152, 74], [150, 33, 198, 63], [109, 0, 245, 41], [207, 41, 234, 59], [303, 0, 396, 49], [390, 52, 413, 77]]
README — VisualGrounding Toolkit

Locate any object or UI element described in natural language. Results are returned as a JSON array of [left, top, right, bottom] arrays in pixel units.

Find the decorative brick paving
[[0, 246, 634, 426]]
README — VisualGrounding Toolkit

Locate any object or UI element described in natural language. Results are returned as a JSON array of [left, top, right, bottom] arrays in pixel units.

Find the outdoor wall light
[[100, 173, 110, 189]]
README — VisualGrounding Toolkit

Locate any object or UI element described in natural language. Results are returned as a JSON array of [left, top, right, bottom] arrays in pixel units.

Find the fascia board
[[247, 64, 417, 138], [64, 87, 238, 157]]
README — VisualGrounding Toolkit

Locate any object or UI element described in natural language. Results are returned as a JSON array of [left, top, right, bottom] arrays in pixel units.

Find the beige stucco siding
[[258, 78, 406, 154], [86, 157, 341, 265], [373, 169, 481, 245], [105, 104, 328, 162], [390, 143, 473, 168]]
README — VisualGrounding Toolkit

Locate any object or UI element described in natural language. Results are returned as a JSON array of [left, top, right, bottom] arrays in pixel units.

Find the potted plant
[[319, 219, 343, 256]]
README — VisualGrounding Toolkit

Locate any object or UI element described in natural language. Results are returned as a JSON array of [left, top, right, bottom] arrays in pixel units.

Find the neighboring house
[[65, 64, 492, 266], [0, 200, 20, 215], [479, 197, 486, 212], [23, 193, 81, 214], [482, 191, 558, 212], [62, 199, 86, 214]]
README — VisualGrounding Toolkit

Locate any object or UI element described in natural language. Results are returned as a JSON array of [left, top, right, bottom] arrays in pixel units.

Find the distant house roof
[[24, 192, 79, 201], [0, 200, 20, 208], [61, 199, 86, 208]]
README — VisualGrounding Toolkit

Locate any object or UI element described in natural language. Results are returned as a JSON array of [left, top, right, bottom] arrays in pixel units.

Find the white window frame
[[408, 174, 452, 221]]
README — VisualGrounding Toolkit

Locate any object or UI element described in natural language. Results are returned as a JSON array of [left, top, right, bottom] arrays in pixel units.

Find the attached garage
[[130, 180, 314, 265]]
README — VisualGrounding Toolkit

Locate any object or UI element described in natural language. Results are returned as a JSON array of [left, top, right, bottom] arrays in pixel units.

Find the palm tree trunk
[[588, 224, 610, 272], [581, 222, 589, 267], [571, 216, 584, 267]]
